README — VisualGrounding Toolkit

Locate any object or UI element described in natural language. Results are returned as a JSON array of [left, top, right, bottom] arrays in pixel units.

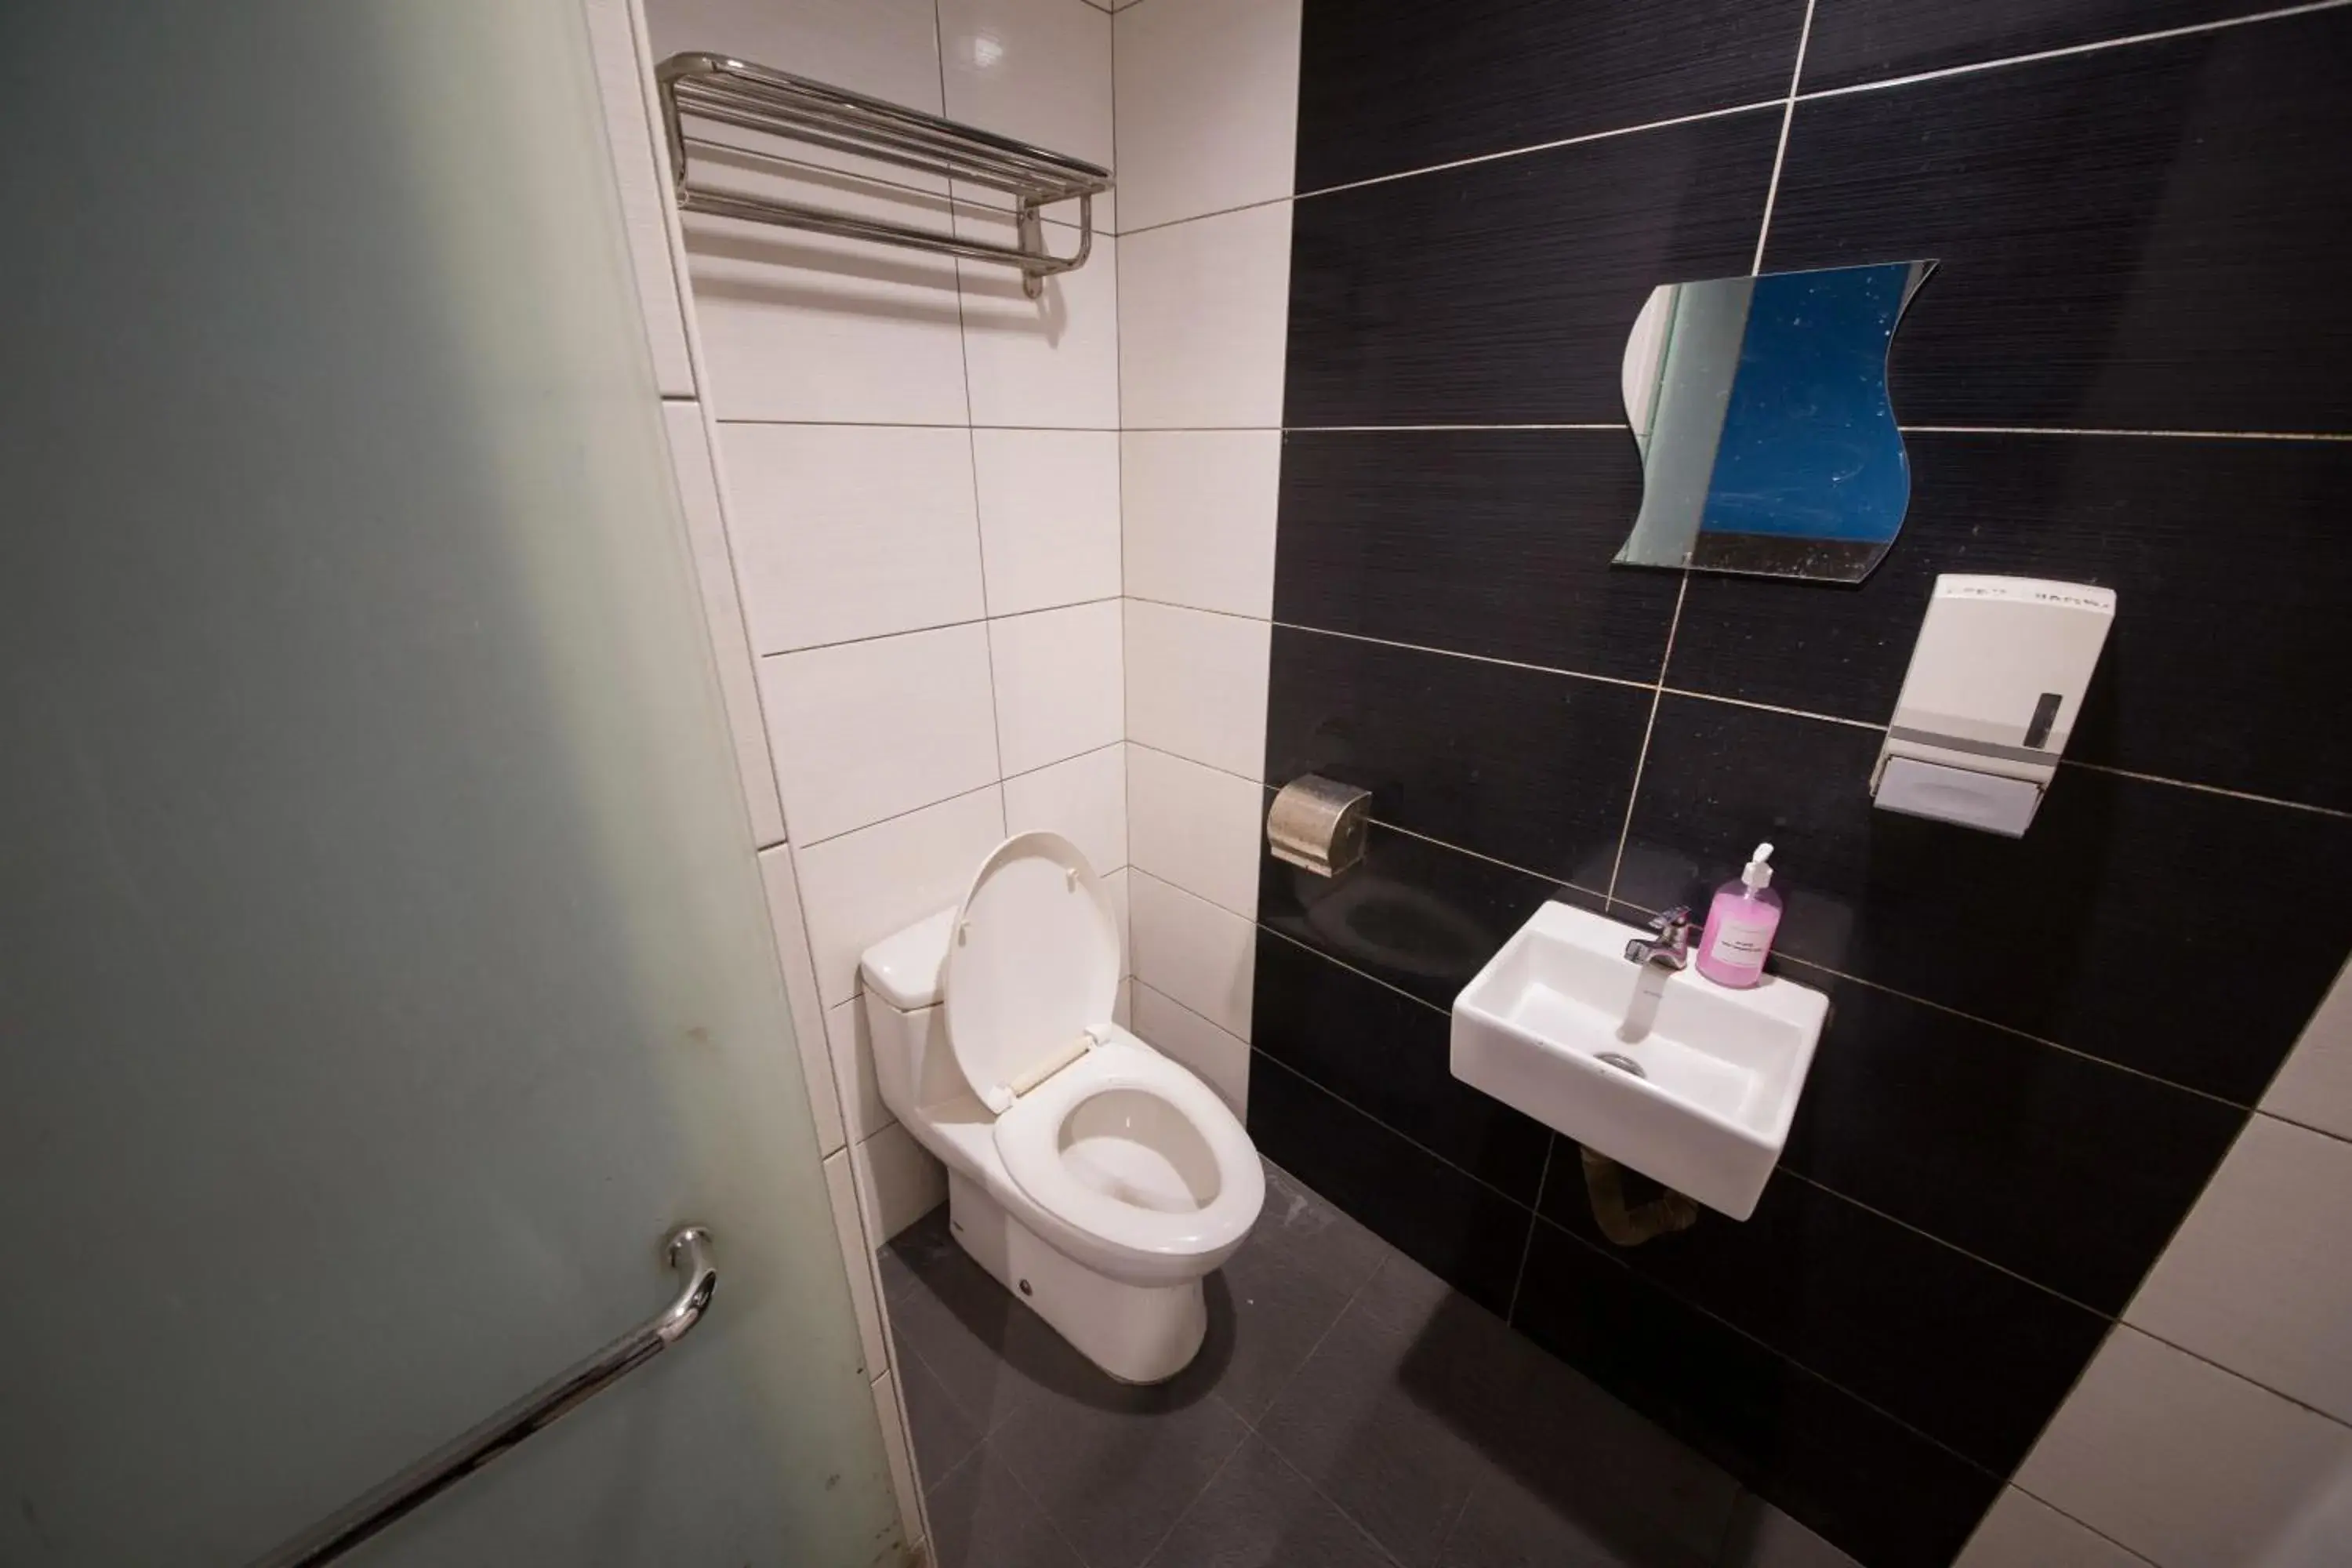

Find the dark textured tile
[[1665, 433, 2352, 811], [1512, 1224, 2001, 1568], [1779, 968, 2246, 1312], [1802, 0, 2296, 92], [1265, 627, 1652, 891], [1539, 1155, 2106, 1472], [1287, 108, 1779, 426], [1253, 929, 1552, 1200], [1717, 1493, 1864, 1568], [1266, 1253, 1737, 1568], [898, 1345, 982, 1496], [926, 1446, 1087, 1568], [989, 1377, 1250, 1568], [1275, 430, 1677, 684], [1295, 0, 1806, 194], [1258, 820, 1600, 1014], [1615, 695, 2352, 1102], [1766, 9, 2352, 432], [1247, 1054, 1533, 1315], [1142, 1436, 1397, 1568]]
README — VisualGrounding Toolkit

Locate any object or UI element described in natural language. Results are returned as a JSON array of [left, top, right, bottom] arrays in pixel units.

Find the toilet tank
[[858, 907, 962, 1113]]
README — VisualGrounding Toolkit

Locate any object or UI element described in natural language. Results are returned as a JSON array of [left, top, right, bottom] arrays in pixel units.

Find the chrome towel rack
[[655, 52, 1112, 299]]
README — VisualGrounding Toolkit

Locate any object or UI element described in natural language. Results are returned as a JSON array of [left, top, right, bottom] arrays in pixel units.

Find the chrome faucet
[[1624, 906, 1697, 971]]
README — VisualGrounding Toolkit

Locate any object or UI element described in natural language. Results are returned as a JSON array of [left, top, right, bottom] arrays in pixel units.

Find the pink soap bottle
[[1695, 842, 1781, 988]]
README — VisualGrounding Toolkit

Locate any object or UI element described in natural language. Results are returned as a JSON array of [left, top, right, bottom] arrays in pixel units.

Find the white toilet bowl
[[859, 832, 1264, 1383]]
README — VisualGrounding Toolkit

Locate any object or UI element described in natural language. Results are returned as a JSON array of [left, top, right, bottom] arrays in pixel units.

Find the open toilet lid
[[943, 831, 1120, 1112]]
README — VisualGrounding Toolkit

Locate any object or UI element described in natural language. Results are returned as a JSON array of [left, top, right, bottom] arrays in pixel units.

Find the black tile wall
[[1615, 695, 2352, 1102], [1264, 625, 1651, 893], [1665, 433, 2352, 809], [1262, 5, 2350, 1562], [1245, 1052, 1534, 1317], [1764, 7, 2352, 433], [1777, 969, 2245, 1314], [1513, 1225, 2001, 1568], [1537, 1160, 2107, 1472], [1275, 430, 1676, 683], [1294, 0, 1808, 194], [1285, 107, 1780, 426], [1800, 0, 2294, 93], [1252, 928, 1552, 1198]]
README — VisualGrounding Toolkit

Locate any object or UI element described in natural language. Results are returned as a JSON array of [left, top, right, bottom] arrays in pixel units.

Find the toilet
[[859, 831, 1264, 1383]]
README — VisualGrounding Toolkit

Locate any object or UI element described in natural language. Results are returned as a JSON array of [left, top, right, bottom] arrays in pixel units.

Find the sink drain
[[1595, 1051, 1647, 1079]]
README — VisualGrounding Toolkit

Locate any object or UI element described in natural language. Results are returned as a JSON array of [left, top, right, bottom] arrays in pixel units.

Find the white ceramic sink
[[1450, 901, 1828, 1220]]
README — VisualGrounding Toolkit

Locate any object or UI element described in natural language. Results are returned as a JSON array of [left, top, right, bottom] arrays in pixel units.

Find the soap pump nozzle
[[1741, 842, 1774, 892]]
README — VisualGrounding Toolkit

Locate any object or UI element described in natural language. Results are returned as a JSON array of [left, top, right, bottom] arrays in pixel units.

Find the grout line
[[2060, 760, 2352, 819], [1902, 424, 2352, 443], [1271, 618, 1661, 695], [1127, 735, 1262, 789], [1250, 1048, 1542, 1212], [1795, 0, 2352, 103], [1657, 684, 1886, 732], [753, 593, 1123, 659], [797, 778, 1004, 852], [1257, 922, 1453, 1020], [1751, 0, 1818, 273], [1777, 1168, 2114, 1320], [1607, 572, 1689, 901], [1131, 977, 1247, 1047], [1539, 1214, 2009, 1480], [1368, 815, 1612, 904], [2246, 1102, 2352, 1150], [1284, 423, 1627, 433], [1504, 1137, 1558, 1321], [1126, 592, 1274, 627], [1998, 1486, 2165, 1568], [1287, 99, 1788, 209]]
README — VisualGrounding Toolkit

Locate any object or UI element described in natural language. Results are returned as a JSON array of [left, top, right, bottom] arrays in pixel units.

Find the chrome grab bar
[[252, 1225, 717, 1568]]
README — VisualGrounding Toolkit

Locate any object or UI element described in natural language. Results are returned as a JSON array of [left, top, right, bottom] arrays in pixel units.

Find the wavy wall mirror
[[1615, 260, 1936, 583]]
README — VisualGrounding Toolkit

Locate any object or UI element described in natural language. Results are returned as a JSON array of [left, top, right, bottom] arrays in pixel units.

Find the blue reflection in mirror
[[1616, 260, 1936, 583]]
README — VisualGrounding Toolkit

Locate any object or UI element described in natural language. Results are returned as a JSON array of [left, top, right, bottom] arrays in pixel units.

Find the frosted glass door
[[0, 5, 897, 1564]]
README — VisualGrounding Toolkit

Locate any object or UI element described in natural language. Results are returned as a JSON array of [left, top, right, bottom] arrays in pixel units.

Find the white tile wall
[[958, 235, 1122, 428], [1133, 980, 1249, 1114], [824, 995, 896, 1145], [1105, 865, 1131, 975], [586, 0, 694, 394], [2263, 956, 2352, 1142], [665, 405, 787, 846], [823, 1149, 890, 1377], [1128, 869, 1256, 1040], [1128, 742, 1262, 917], [975, 429, 1122, 615], [1111, 0, 1301, 231], [1117, 201, 1293, 429], [1124, 600, 1271, 779], [758, 623, 1000, 843], [793, 784, 1007, 1007], [1003, 741, 1129, 878], [1123, 430, 1282, 618], [2125, 1115, 2352, 1425], [1957, 1490, 2154, 1568], [989, 599, 1125, 775], [648, 0, 946, 113], [722, 423, 985, 652], [760, 845, 847, 1154], [2016, 1327, 2352, 1568], [940, 0, 1114, 171], [853, 1120, 952, 1243]]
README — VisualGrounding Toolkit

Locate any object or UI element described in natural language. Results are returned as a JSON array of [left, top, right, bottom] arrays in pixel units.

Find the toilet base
[[945, 1171, 1207, 1384]]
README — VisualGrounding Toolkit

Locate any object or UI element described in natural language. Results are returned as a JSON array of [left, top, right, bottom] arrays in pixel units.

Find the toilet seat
[[993, 1036, 1263, 1264]]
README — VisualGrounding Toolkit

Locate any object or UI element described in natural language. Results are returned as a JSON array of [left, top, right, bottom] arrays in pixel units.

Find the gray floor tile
[[1143, 1436, 1402, 1568], [926, 1447, 1087, 1568], [1259, 1160, 1392, 1297], [882, 1229, 1059, 1438], [1437, 1470, 1716, 1568], [881, 1203, 955, 1304], [1264, 1253, 1738, 1568], [989, 1378, 1253, 1568], [1199, 1214, 1363, 1422], [898, 1345, 982, 1496], [1715, 1495, 1864, 1568]]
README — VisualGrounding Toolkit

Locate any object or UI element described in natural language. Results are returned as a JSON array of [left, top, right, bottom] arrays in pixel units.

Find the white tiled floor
[[1956, 1490, 2154, 1568]]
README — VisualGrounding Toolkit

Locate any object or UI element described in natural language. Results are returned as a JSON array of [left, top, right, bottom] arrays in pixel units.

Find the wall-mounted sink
[[1450, 902, 1828, 1220]]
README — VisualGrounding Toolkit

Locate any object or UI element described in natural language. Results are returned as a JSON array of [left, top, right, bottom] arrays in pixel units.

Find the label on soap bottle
[[1711, 918, 1773, 965]]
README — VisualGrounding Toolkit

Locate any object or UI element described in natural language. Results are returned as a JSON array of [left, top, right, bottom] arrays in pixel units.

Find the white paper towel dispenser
[[1871, 575, 2116, 837]]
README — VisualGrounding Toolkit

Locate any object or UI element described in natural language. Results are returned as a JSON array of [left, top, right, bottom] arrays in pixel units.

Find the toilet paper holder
[[1267, 775, 1371, 877]]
